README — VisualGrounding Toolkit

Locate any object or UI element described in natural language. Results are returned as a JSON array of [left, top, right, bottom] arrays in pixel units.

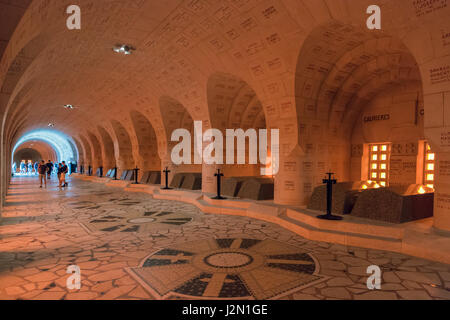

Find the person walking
[[57, 163, 62, 187], [38, 160, 48, 188], [46, 160, 54, 179], [61, 161, 69, 188]]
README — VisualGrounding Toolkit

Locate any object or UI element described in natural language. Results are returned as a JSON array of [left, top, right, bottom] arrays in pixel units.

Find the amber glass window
[[424, 142, 435, 189], [368, 143, 390, 187]]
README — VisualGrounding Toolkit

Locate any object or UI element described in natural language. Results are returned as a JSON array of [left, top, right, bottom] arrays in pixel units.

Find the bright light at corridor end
[[12, 130, 77, 163]]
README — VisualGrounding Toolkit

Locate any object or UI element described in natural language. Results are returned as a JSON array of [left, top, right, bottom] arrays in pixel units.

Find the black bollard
[[113, 167, 118, 180], [80, 165, 84, 174], [211, 169, 226, 200], [161, 167, 173, 190], [99, 166, 103, 178], [88, 165, 92, 176], [132, 166, 140, 184], [317, 172, 343, 221]]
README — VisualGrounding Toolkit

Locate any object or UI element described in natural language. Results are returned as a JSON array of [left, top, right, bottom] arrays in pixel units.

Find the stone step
[[286, 208, 404, 240], [280, 213, 403, 252]]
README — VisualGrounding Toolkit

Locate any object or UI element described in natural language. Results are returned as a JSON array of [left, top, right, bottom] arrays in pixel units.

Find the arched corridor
[[0, 0, 450, 302]]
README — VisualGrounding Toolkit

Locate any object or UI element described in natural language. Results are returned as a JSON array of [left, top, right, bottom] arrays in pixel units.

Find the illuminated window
[[424, 142, 435, 190], [369, 143, 390, 187]]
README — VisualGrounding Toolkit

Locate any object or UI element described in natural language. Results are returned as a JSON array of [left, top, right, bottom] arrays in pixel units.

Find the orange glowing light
[[418, 186, 426, 194]]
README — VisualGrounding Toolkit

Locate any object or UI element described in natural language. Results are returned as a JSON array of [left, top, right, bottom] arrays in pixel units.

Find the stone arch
[[293, 20, 425, 204], [97, 126, 116, 170], [72, 137, 84, 171], [159, 96, 200, 185], [110, 119, 135, 174], [87, 131, 103, 173], [79, 135, 93, 173], [206, 72, 269, 179], [129, 110, 160, 171]]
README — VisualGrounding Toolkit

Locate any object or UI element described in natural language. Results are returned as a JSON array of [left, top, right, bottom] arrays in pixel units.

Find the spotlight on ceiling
[[63, 104, 75, 110], [113, 44, 135, 55], [48, 123, 55, 128]]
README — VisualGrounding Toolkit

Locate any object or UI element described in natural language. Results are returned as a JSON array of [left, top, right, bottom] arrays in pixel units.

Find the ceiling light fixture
[[63, 104, 75, 109], [113, 44, 135, 55], [48, 123, 55, 127]]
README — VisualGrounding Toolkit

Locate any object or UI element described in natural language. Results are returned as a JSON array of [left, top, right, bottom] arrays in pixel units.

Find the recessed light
[[63, 104, 75, 109], [113, 44, 135, 55], [48, 123, 55, 127]]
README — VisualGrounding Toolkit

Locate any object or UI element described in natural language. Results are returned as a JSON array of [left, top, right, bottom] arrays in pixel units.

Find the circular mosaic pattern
[[129, 238, 324, 300], [204, 252, 253, 269]]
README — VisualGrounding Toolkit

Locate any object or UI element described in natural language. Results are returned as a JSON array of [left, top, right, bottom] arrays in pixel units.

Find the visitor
[[33, 161, 39, 175], [38, 160, 47, 188], [61, 161, 69, 188], [27, 161, 32, 175], [57, 163, 62, 187], [46, 160, 54, 179]]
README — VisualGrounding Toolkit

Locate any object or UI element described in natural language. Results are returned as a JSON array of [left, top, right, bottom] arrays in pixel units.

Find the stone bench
[[140, 171, 161, 185], [351, 184, 434, 223]]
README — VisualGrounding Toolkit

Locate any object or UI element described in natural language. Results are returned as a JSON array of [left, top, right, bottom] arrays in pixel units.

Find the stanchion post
[[317, 172, 343, 221]]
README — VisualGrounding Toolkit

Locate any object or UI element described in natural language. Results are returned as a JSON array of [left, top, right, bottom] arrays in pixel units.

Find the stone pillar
[[202, 163, 223, 194], [434, 151, 450, 232], [274, 145, 308, 206]]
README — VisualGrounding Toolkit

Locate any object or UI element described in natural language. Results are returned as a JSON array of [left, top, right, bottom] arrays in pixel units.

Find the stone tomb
[[107, 168, 117, 178], [351, 185, 434, 223], [120, 169, 135, 181], [170, 173, 185, 189], [222, 177, 252, 198], [96, 168, 103, 177], [308, 182, 366, 215], [180, 173, 202, 190], [170, 172, 202, 190], [236, 178, 274, 201], [140, 171, 161, 185]]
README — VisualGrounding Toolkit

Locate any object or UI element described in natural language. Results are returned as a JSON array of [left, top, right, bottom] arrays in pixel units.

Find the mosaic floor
[[0, 177, 449, 300]]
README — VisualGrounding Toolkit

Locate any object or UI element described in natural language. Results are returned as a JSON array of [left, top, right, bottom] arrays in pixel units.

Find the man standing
[[60, 161, 69, 188], [46, 160, 54, 179], [38, 161, 48, 188]]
